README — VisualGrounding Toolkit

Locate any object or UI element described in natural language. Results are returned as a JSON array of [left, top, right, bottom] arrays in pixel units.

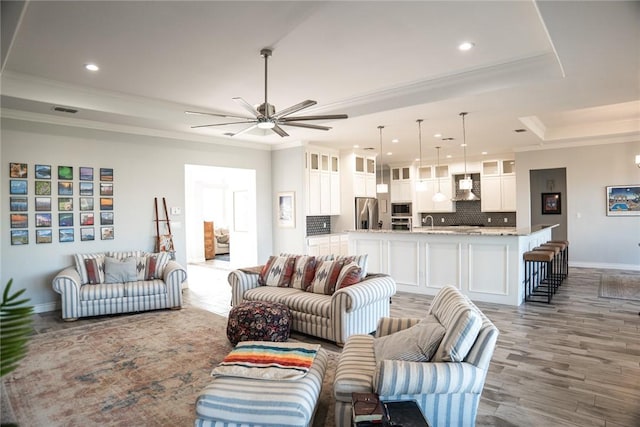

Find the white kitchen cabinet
[[306, 148, 340, 215], [414, 165, 454, 212], [481, 159, 516, 212], [354, 155, 377, 198], [307, 236, 330, 256], [390, 165, 413, 202]]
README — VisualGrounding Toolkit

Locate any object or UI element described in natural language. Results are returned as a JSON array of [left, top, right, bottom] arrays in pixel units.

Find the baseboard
[[570, 261, 640, 271], [34, 301, 59, 314]]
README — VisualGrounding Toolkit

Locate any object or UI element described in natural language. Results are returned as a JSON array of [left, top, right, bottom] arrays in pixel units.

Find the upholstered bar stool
[[549, 240, 569, 279], [523, 249, 555, 303], [537, 243, 564, 288]]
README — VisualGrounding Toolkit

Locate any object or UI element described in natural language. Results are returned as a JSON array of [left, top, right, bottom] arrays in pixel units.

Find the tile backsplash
[[306, 216, 331, 235]]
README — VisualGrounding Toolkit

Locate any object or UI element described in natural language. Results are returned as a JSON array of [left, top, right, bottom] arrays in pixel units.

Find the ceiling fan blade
[[191, 120, 257, 129], [231, 123, 259, 137], [272, 100, 317, 119], [281, 122, 331, 131], [233, 97, 262, 118], [271, 124, 289, 137], [185, 110, 254, 120], [279, 114, 349, 122]]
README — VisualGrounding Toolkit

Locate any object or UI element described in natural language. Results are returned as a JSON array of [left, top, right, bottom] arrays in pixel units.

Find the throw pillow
[[308, 259, 345, 295], [144, 252, 171, 280], [258, 256, 296, 287], [373, 320, 446, 362], [104, 256, 138, 284], [337, 254, 368, 279], [290, 256, 317, 290], [336, 262, 362, 290], [74, 253, 106, 285], [83, 258, 104, 285]]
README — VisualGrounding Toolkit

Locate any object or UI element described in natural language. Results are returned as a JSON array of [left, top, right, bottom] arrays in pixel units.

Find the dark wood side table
[[354, 400, 431, 427]]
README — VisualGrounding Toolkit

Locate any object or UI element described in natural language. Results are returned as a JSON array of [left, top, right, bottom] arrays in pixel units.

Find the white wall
[[1, 118, 273, 311], [516, 140, 640, 269]]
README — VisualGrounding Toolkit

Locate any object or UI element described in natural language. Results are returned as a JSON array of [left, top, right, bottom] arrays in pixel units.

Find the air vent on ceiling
[[514, 128, 527, 133], [52, 106, 78, 114], [223, 132, 235, 137], [363, 147, 376, 151]]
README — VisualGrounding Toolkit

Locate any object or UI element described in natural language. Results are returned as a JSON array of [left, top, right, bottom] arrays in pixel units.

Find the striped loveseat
[[52, 251, 187, 320], [228, 256, 396, 346], [334, 285, 499, 427]]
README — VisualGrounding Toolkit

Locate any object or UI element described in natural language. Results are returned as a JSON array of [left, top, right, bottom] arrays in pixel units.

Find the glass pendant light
[[432, 146, 447, 202], [455, 112, 480, 201], [376, 125, 388, 194], [415, 119, 428, 192]]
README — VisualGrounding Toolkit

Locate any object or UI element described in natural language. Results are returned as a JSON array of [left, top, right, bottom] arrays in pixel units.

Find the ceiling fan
[[186, 48, 348, 137]]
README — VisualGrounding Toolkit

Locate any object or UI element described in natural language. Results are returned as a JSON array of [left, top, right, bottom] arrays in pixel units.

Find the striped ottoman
[[226, 300, 292, 345], [195, 343, 328, 427]]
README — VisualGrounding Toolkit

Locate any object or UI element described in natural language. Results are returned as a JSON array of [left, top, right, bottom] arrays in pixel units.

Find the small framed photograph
[[100, 211, 114, 225], [80, 212, 94, 226], [80, 197, 94, 211], [35, 164, 51, 179], [59, 212, 74, 227], [35, 180, 52, 195], [79, 167, 94, 181], [100, 197, 113, 210], [9, 163, 28, 178], [80, 227, 95, 241], [58, 165, 73, 180], [58, 181, 73, 196], [35, 197, 51, 211], [541, 192, 561, 215], [11, 230, 28, 245], [277, 191, 295, 228], [100, 168, 113, 182], [100, 182, 113, 196], [10, 180, 27, 195], [36, 229, 53, 244], [58, 197, 73, 211], [101, 226, 114, 240], [607, 185, 640, 216], [35, 213, 52, 227], [79, 182, 94, 196], [59, 228, 74, 243], [10, 213, 28, 228], [10, 197, 28, 211]]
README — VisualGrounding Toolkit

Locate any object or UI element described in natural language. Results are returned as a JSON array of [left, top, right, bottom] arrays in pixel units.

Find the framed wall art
[[79, 167, 94, 181], [58, 166, 73, 180], [101, 226, 114, 240], [9, 163, 27, 178], [58, 197, 73, 211], [100, 182, 113, 196], [59, 212, 74, 227], [10, 197, 28, 211], [80, 212, 94, 226], [541, 192, 561, 215], [35, 197, 51, 211], [10, 213, 28, 228], [277, 191, 295, 228], [10, 180, 27, 195], [35, 164, 51, 179], [35, 181, 52, 195], [606, 185, 640, 216], [79, 182, 94, 196], [11, 230, 28, 245], [100, 168, 113, 181], [36, 229, 53, 244], [100, 211, 114, 225], [58, 181, 73, 195], [80, 197, 94, 211], [81, 227, 95, 241], [35, 213, 52, 227], [100, 197, 113, 210], [59, 228, 74, 243]]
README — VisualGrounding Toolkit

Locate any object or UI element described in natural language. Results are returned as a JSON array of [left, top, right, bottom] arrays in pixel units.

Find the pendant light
[[415, 119, 428, 192], [376, 125, 388, 194], [454, 112, 480, 201], [432, 146, 447, 202]]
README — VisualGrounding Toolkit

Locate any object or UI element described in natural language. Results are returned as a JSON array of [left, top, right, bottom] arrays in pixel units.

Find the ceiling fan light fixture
[[257, 120, 275, 129]]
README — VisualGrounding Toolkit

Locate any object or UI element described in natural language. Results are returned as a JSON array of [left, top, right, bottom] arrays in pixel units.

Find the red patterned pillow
[[144, 252, 171, 280], [83, 258, 103, 285], [258, 256, 295, 287], [336, 262, 363, 290], [290, 256, 317, 290], [308, 259, 345, 295]]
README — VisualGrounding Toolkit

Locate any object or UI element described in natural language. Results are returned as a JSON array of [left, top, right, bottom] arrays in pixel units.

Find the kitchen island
[[348, 225, 557, 306]]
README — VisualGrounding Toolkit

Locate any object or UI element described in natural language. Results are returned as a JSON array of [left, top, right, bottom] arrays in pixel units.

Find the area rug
[[598, 273, 640, 301], [2, 307, 337, 427]]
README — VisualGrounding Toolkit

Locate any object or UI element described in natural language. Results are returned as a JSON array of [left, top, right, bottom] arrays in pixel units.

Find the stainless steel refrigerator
[[355, 197, 379, 230]]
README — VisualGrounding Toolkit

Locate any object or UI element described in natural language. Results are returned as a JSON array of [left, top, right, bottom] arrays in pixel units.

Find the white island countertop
[[350, 224, 556, 236]]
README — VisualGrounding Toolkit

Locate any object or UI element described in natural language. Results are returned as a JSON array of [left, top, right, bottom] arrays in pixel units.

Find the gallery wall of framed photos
[[9, 162, 115, 245]]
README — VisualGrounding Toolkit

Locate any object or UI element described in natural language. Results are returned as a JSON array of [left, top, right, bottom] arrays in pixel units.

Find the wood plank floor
[[28, 263, 640, 426]]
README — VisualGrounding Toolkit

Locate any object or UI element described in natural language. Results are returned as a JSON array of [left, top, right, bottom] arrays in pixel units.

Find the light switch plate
[[170, 207, 181, 215]]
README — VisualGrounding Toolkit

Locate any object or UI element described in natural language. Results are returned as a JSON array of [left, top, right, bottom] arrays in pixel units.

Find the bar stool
[[523, 249, 555, 303], [537, 243, 564, 288], [549, 240, 569, 279]]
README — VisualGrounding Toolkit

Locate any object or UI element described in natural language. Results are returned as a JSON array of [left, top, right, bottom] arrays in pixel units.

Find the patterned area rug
[[2, 307, 337, 427], [598, 274, 640, 301]]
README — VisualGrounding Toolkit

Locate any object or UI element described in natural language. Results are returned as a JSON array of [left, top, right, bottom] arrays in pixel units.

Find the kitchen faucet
[[424, 215, 434, 229]]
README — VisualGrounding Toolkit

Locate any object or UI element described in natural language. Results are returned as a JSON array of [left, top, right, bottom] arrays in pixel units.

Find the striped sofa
[[52, 251, 187, 320], [228, 269, 396, 346], [333, 285, 499, 427]]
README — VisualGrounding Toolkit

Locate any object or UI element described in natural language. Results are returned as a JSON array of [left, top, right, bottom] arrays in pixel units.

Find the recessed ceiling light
[[458, 41, 475, 51], [353, 144, 360, 148], [433, 133, 442, 138], [460, 143, 467, 147], [386, 152, 393, 156], [446, 154, 452, 159], [391, 139, 399, 143], [415, 157, 420, 162], [481, 151, 488, 155], [84, 63, 99, 71]]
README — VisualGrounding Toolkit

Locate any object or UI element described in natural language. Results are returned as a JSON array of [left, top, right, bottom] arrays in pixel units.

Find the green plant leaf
[[1, 279, 34, 378]]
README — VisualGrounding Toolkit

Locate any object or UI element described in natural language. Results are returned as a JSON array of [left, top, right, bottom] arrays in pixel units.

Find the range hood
[[452, 173, 480, 202]]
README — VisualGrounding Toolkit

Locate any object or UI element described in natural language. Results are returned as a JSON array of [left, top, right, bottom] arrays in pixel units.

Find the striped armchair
[[334, 285, 499, 427]]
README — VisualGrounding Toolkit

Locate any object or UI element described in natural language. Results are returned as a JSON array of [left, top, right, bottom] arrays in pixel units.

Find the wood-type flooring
[[30, 264, 640, 427]]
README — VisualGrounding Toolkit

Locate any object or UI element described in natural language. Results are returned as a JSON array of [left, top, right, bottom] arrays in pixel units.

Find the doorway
[[184, 164, 258, 269], [529, 168, 568, 241]]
